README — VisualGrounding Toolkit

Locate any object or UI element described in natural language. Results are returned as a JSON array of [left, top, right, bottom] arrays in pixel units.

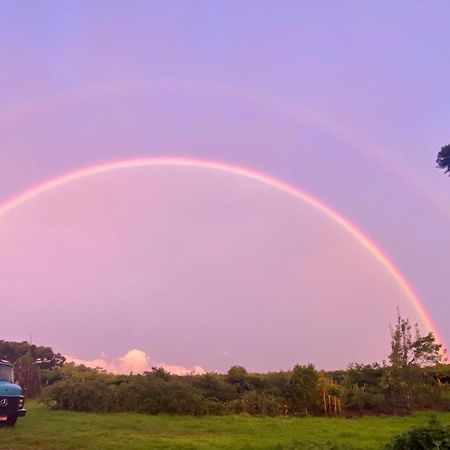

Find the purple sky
[[0, 1, 449, 371]]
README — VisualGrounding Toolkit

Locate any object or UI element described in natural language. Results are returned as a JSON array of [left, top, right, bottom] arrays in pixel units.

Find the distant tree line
[[0, 340, 66, 398], [3, 313, 448, 416], [0, 340, 66, 370]]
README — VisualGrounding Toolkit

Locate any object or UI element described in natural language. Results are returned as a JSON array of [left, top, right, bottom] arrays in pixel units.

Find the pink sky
[[1, 1, 449, 372], [0, 166, 426, 371]]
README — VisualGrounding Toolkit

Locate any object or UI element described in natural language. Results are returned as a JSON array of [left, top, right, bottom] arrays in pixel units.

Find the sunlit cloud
[[67, 349, 205, 375]]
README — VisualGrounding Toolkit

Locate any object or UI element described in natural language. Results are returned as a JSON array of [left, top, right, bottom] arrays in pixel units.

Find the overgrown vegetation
[[2, 313, 449, 417], [385, 416, 450, 449], [34, 360, 448, 417]]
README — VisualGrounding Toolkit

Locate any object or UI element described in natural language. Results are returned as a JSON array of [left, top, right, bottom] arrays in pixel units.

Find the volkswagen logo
[[0, 398, 8, 407]]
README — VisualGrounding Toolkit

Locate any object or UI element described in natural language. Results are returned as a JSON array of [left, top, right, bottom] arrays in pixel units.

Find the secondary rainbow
[[0, 157, 443, 345], [5, 81, 450, 222]]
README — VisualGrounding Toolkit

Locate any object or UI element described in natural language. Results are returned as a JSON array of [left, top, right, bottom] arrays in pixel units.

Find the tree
[[436, 144, 450, 174], [14, 352, 41, 398], [342, 363, 384, 412], [317, 371, 342, 415], [384, 310, 445, 411], [192, 373, 237, 402], [225, 366, 249, 394], [389, 311, 444, 369], [0, 340, 65, 369], [284, 364, 319, 415]]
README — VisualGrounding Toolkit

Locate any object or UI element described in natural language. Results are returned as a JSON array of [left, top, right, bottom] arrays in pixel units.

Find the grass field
[[0, 402, 449, 450]]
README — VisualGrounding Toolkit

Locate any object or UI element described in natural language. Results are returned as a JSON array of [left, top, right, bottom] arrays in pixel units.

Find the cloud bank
[[67, 349, 205, 375]]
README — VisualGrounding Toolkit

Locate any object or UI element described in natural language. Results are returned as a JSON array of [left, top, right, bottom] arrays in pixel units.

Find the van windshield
[[0, 365, 13, 382]]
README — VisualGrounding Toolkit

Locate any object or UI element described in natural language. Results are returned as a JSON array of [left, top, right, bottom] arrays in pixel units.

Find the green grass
[[0, 402, 449, 450]]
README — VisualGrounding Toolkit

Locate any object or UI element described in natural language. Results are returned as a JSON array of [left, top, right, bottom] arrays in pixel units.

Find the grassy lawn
[[0, 402, 448, 450]]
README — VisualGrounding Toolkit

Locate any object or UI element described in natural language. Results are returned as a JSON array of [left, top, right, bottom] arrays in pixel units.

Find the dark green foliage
[[344, 385, 385, 411], [341, 364, 386, 411], [14, 352, 42, 398], [385, 417, 450, 449], [0, 340, 65, 369], [284, 364, 319, 415], [437, 144, 450, 174], [39, 367, 64, 386], [30, 358, 450, 416], [226, 365, 250, 394], [191, 373, 238, 402], [40, 368, 208, 415], [383, 311, 445, 412], [240, 390, 280, 416], [345, 363, 385, 388], [30, 350, 450, 417]]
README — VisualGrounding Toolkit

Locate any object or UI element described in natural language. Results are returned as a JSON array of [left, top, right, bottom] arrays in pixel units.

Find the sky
[[0, 1, 449, 372]]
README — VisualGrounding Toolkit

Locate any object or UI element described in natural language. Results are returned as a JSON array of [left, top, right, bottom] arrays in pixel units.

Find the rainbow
[[0, 157, 443, 345], [4, 81, 450, 222]]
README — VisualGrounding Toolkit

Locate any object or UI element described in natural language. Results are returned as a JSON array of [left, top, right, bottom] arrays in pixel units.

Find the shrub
[[385, 417, 450, 449], [241, 391, 280, 416]]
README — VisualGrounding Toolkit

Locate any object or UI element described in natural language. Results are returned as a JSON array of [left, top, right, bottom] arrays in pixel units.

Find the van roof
[[0, 360, 12, 367]]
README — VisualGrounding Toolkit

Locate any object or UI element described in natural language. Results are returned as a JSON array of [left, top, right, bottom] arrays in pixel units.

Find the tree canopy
[[384, 311, 446, 411], [0, 340, 66, 369], [436, 144, 450, 174]]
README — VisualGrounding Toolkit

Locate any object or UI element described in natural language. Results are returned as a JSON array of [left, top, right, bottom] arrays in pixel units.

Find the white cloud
[[118, 349, 150, 374], [66, 349, 205, 375]]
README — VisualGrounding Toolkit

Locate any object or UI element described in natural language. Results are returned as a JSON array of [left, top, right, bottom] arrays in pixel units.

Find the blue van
[[0, 360, 26, 426]]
